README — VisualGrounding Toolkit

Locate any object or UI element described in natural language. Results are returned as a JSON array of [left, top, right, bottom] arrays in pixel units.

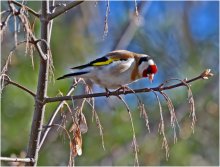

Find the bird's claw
[[116, 86, 129, 94], [105, 88, 111, 97]]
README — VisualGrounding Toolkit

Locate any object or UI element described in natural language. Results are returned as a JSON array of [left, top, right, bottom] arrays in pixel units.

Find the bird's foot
[[116, 85, 130, 94], [105, 88, 111, 97]]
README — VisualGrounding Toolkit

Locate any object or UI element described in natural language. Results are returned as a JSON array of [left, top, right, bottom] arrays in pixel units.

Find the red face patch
[[150, 65, 158, 74], [142, 65, 158, 77]]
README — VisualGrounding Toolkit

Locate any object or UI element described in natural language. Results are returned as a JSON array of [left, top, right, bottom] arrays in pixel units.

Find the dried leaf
[[70, 127, 82, 157], [69, 123, 77, 133]]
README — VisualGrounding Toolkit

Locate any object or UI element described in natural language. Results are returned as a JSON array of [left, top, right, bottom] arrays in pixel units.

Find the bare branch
[[1, 12, 12, 35], [0, 157, 34, 163], [16, 11, 47, 60], [10, 0, 40, 18], [48, 1, 84, 20], [3, 0, 47, 60], [1, 75, 36, 97], [0, 10, 10, 15], [46, 69, 214, 103]]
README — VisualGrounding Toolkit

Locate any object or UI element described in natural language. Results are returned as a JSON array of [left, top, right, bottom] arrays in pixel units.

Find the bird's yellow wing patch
[[92, 58, 113, 66], [92, 57, 121, 66]]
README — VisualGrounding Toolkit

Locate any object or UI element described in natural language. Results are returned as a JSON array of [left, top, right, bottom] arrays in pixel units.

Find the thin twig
[[39, 81, 79, 149], [0, 157, 34, 163], [0, 10, 10, 15], [42, 123, 73, 166], [46, 69, 213, 103], [159, 91, 180, 144], [117, 95, 139, 166], [13, 14, 18, 46], [1, 75, 36, 97], [10, 0, 40, 18], [151, 90, 169, 160], [103, 0, 110, 38], [48, 1, 84, 20], [159, 78, 197, 133], [124, 86, 151, 133], [85, 98, 105, 150], [1, 12, 12, 33], [7, 1, 47, 60]]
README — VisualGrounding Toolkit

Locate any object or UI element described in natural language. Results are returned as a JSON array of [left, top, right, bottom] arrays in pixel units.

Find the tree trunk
[[27, 1, 49, 166]]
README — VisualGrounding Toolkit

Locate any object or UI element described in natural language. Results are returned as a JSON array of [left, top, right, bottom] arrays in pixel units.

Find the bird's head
[[138, 55, 158, 82]]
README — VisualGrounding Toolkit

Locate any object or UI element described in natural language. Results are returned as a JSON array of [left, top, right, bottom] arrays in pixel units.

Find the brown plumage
[[57, 50, 158, 89]]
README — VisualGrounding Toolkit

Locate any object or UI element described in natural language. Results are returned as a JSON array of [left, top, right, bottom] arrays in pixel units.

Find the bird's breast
[[90, 64, 136, 89]]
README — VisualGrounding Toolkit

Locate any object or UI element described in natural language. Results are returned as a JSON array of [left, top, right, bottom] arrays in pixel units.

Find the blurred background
[[1, 1, 219, 166]]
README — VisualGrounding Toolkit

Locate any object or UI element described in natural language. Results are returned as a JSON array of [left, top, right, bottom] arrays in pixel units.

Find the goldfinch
[[57, 50, 158, 90]]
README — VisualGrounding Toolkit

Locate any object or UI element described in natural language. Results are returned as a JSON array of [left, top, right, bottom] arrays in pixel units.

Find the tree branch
[[0, 157, 34, 163], [10, 0, 40, 18], [26, 1, 50, 166], [48, 1, 84, 20], [5, 0, 47, 60], [45, 69, 213, 103], [3, 77, 36, 97]]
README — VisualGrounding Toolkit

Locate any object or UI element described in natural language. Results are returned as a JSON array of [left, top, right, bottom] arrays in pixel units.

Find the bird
[[57, 50, 158, 91]]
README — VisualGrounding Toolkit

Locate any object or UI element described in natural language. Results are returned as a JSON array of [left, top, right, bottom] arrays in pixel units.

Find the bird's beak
[[148, 74, 154, 82]]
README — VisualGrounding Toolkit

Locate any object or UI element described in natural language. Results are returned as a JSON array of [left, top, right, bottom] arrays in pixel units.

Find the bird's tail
[[57, 71, 89, 80]]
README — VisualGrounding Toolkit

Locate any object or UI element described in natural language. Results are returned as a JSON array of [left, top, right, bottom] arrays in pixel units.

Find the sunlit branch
[[0, 157, 34, 163], [44, 69, 213, 104]]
